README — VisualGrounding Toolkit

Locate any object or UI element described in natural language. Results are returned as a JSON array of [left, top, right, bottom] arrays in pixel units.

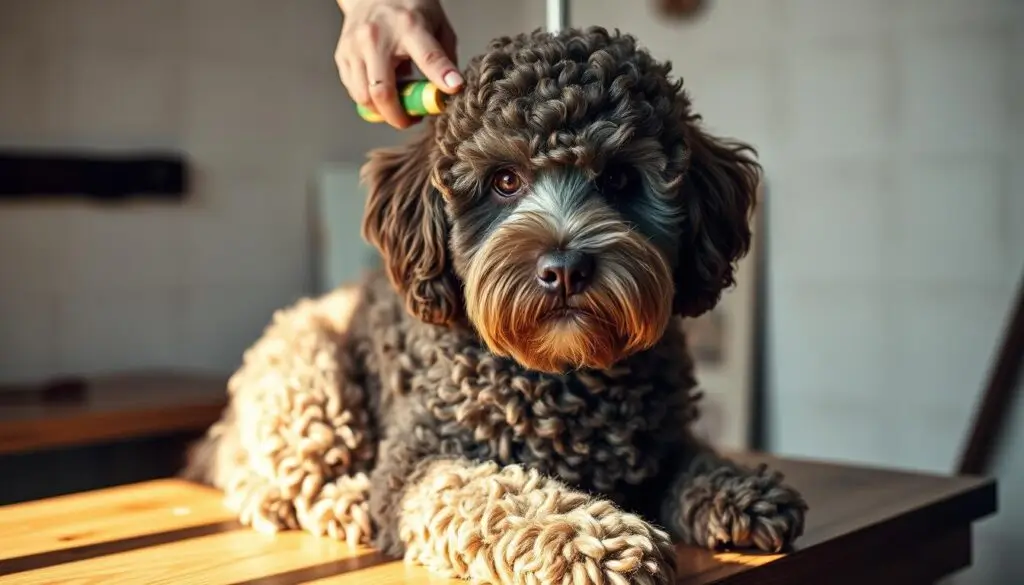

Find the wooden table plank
[[0, 453, 996, 585], [0, 480, 234, 562], [4, 531, 388, 585], [302, 561, 461, 585]]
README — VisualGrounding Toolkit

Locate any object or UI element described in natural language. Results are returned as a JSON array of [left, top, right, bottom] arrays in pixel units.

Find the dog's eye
[[490, 169, 524, 198], [598, 165, 635, 196]]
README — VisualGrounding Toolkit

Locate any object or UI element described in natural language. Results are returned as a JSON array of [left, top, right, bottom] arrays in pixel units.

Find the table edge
[[698, 476, 998, 585]]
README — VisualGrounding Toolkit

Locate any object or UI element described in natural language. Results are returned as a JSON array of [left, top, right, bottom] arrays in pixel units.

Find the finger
[[401, 26, 463, 94], [362, 45, 413, 128], [344, 57, 371, 106], [438, 21, 459, 68], [334, 46, 346, 81], [334, 40, 351, 86], [354, 22, 411, 128], [336, 29, 369, 106], [337, 57, 352, 97]]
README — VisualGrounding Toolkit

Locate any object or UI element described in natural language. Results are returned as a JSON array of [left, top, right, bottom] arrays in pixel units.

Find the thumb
[[402, 27, 463, 93], [438, 20, 459, 67]]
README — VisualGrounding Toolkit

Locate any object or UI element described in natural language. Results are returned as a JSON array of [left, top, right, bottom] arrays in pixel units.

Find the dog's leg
[[370, 443, 677, 584], [284, 472, 374, 542], [184, 287, 378, 545], [658, 445, 807, 553], [218, 467, 373, 543]]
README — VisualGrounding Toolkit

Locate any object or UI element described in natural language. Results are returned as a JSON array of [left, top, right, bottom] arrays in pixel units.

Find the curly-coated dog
[[183, 26, 807, 585]]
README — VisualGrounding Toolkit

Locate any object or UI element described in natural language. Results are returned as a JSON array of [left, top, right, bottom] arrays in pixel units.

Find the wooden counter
[[0, 452, 997, 585], [0, 372, 227, 456]]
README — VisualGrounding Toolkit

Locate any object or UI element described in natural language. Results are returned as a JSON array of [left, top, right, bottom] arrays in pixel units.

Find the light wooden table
[[0, 453, 996, 585]]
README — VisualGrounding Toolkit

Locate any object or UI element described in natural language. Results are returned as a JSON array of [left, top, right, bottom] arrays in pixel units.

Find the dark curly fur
[[183, 27, 807, 584]]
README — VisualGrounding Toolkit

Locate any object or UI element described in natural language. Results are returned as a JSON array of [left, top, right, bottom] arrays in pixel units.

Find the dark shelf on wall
[[0, 149, 189, 203]]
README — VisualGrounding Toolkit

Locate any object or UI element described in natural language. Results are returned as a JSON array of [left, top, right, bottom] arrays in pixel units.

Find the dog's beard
[[463, 171, 674, 373]]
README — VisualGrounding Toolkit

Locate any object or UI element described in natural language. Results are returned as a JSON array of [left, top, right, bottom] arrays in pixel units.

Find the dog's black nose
[[536, 251, 595, 296]]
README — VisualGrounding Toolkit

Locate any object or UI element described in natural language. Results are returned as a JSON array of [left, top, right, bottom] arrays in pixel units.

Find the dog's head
[[361, 26, 759, 374]]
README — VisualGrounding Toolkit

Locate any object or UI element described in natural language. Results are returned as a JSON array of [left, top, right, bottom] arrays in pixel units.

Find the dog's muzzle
[[464, 168, 674, 373]]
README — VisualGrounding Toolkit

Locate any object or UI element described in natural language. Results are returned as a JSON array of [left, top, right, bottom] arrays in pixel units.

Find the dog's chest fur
[[348, 273, 700, 500]]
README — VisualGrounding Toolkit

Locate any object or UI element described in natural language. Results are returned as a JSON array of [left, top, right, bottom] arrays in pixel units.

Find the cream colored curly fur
[[400, 459, 677, 585], [189, 286, 377, 544]]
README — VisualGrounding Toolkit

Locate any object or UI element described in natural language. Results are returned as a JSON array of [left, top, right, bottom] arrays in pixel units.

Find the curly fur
[[400, 459, 677, 584], [183, 26, 807, 584]]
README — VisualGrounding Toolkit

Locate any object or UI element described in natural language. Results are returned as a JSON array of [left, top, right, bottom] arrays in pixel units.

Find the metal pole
[[546, 0, 569, 32]]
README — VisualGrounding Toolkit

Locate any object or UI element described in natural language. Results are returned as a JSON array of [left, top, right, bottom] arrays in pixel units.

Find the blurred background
[[0, 0, 1020, 583]]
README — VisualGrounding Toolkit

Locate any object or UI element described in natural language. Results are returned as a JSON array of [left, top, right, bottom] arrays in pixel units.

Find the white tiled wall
[[570, 0, 1021, 582], [0, 0, 531, 382]]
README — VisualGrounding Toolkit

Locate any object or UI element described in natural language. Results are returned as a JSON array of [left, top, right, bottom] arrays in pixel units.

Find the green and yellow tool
[[356, 80, 448, 123]]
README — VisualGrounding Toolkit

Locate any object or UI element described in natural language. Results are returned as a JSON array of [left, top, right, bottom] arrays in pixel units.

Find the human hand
[[335, 0, 463, 129]]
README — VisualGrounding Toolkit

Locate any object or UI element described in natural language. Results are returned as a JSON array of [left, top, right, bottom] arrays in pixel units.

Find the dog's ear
[[672, 119, 761, 318], [360, 123, 462, 326]]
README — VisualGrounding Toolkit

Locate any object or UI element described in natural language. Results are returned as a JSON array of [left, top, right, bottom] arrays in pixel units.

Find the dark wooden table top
[[0, 452, 997, 585], [0, 372, 227, 456]]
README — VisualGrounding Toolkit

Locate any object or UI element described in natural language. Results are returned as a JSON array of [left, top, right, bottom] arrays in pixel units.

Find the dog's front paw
[[504, 499, 677, 585], [400, 460, 676, 585], [295, 472, 373, 544], [674, 463, 807, 553]]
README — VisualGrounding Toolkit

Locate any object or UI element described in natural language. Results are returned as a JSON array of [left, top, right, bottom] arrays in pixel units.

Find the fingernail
[[443, 70, 463, 89]]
